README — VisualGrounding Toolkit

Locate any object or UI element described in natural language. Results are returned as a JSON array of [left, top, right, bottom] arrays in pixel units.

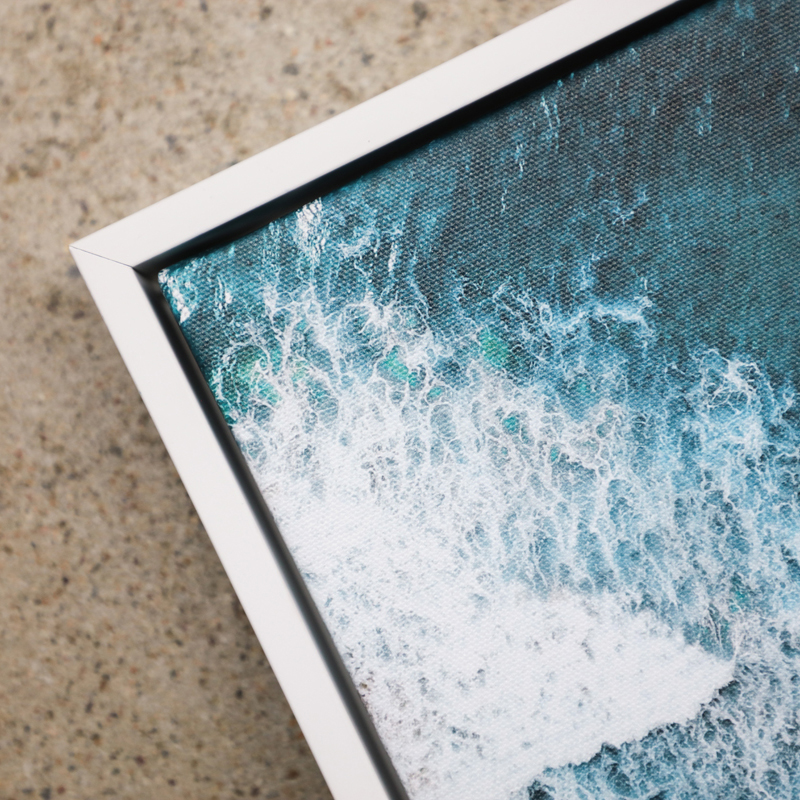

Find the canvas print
[[159, 1, 800, 797]]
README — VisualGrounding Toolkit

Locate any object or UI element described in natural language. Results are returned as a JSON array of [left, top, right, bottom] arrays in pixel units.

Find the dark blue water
[[161, 1, 800, 797]]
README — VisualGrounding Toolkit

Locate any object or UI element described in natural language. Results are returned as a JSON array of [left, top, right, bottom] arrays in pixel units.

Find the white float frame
[[69, 1, 687, 797]]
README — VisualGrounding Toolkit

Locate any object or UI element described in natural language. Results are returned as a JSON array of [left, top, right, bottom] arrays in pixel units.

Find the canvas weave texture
[[161, 1, 800, 797]]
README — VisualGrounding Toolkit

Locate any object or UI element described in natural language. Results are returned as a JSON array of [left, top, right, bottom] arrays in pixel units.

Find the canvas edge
[[71, 0, 681, 269]]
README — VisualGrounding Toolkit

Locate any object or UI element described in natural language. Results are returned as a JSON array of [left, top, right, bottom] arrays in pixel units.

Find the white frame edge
[[70, 248, 390, 800], [70, 0, 682, 797]]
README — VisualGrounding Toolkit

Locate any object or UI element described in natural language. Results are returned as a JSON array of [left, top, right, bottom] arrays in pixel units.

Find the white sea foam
[[277, 490, 732, 800], [228, 292, 738, 799]]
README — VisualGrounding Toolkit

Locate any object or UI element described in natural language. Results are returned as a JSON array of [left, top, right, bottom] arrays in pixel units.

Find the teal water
[[161, 1, 800, 798]]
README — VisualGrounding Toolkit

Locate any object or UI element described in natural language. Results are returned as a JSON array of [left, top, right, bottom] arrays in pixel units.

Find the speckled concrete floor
[[0, 2, 565, 797]]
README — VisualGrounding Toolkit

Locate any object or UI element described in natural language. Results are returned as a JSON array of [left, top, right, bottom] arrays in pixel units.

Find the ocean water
[[159, 1, 800, 798]]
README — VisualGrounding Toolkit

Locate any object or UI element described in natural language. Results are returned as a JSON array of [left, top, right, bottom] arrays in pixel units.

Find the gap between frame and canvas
[[69, 0, 705, 798]]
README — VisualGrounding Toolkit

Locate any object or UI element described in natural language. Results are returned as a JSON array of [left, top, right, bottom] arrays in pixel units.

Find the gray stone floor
[[0, 2, 564, 797]]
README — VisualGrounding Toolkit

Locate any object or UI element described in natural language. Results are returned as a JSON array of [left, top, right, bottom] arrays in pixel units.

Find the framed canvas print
[[69, 0, 800, 798]]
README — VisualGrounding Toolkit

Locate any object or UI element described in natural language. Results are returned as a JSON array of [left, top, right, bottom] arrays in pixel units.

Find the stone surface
[[0, 2, 564, 798]]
